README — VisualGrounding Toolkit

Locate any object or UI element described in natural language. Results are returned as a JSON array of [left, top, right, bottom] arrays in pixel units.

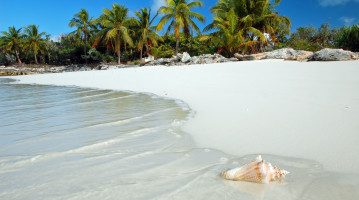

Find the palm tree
[[200, 9, 246, 57], [205, 0, 291, 53], [69, 9, 95, 64], [23, 25, 47, 64], [0, 26, 25, 64], [135, 8, 163, 61], [156, 0, 205, 55], [94, 4, 136, 64]]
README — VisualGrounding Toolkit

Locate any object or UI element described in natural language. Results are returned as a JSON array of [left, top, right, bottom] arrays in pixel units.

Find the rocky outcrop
[[145, 53, 238, 66], [234, 52, 268, 61], [265, 48, 313, 61], [290, 51, 314, 62], [143, 55, 155, 63], [0, 65, 125, 76], [234, 48, 359, 62], [309, 48, 355, 61], [181, 52, 192, 63], [2, 49, 357, 76], [353, 52, 359, 60]]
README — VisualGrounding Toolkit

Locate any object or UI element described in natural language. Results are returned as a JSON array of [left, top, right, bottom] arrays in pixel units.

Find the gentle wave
[[0, 78, 358, 200]]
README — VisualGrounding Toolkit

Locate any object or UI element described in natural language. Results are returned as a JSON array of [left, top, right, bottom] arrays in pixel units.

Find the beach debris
[[221, 155, 289, 184]]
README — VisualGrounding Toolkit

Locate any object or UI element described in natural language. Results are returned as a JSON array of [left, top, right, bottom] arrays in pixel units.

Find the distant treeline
[[0, 0, 358, 66]]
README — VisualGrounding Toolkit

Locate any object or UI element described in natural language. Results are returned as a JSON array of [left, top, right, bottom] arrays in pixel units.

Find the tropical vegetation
[[202, 0, 291, 56], [135, 8, 162, 60], [0, 0, 358, 66], [156, 0, 205, 55], [69, 9, 95, 64], [0, 26, 25, 64]]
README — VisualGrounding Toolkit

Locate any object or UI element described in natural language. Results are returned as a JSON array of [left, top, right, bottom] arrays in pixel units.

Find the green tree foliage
[[0, 26, 25, 64], [288, 23, 338, 51], [0, 52, 17, 65], [313, 23, 338, 48], [135, 8, 163, 61], [4, 2, 359, 66], [200, 9, 245, 57], [156, 0, 205, 55], [69, 9, 95, 64], [336, 24, 359, 52], [94, 4, 137, 64], [23, 25, 48, 64], [205, 0, 291, 55]]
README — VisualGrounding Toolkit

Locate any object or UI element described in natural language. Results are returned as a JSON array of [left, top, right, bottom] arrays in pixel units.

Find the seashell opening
[[221, 155, 289, 184]]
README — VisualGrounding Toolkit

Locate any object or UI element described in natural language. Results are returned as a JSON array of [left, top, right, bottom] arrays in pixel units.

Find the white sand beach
[[13, 60, 359, 174], [3, 59, 358, 199]]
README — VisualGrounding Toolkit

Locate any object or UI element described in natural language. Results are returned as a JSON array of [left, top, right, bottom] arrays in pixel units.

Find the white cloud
[[318, 0, 359, 6], [340, 16, 357, 25], [51, 34, 64, 42], [152, 0, 166, 12]]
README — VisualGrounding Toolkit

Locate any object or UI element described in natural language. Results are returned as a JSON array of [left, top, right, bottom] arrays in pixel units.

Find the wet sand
[[9, 60, 359, 199], [13, 60, 359, 172]]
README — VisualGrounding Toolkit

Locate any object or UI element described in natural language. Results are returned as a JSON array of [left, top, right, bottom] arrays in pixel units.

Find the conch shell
[[222, 155, 289, 184]]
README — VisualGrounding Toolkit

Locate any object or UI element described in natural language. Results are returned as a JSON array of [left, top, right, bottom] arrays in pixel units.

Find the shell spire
[[221, 155, 289, 184]]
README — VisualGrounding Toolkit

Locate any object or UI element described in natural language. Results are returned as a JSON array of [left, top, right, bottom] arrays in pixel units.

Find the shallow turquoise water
[[0, 78, 358, 200]]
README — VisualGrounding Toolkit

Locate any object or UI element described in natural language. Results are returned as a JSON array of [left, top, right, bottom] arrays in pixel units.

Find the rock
[[266, 48, 300, 59], [254, 52, 268, 60], [310, 48, 353, 61], [213, 54, 230, 63], [144, 55, 155, 63], [204, 58, 215, 64], [228, 58, 240, 62], [107, 66, 120, 70], [191, 56, 201, 64], [294, 51, 313, 62], [181, 52, 192, 63], [143, 52, 243, 66], [264, 48, 314, 61], [155, 58, 165, 65], [351, 52, 359, 60], [234, 53, 243, 61], [172, 55, 181, 62], [79, 67, 87, 71], [234, 53, 256, 61], [99, 65, 109, 70], [216, 57, 229, 63], [176, 53, 183, 59]]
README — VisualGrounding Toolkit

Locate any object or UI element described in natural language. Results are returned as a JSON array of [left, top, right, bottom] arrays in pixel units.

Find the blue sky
[[0, 0, 358, 40]]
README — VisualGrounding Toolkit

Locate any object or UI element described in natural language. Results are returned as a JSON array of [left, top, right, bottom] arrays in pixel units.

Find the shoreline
[[6, 59, 359, 174]]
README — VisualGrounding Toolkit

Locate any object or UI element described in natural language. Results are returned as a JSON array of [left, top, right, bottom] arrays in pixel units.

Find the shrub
[[0, 53, 17, 65], [336, 24, 359, 52], [289, 39, 322, 52]]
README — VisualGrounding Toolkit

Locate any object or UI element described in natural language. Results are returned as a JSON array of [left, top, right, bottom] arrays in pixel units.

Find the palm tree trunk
[[15, 49, 22, 64], [140, 44, 143, 61], [84, 35, 88, 64], [34, 53, 38, 65], [117, 39, 121, 64], [190, 27, 194, 50], [145, 42, 149, 57], [175, 36, 179, 56]]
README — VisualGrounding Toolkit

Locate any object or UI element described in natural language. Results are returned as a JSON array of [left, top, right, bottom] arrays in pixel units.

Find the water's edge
[[1, 77, 358, 200]]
